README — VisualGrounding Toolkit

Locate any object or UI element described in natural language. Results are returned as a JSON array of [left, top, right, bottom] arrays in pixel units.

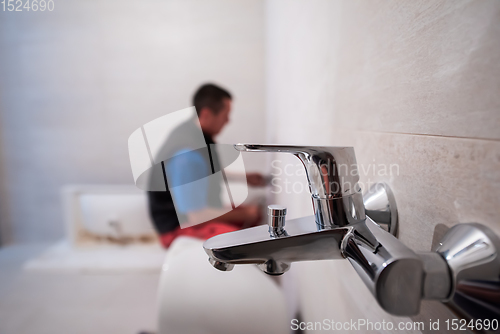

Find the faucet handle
[[234, 143, 360, 198], [235, 143, 365, 229]]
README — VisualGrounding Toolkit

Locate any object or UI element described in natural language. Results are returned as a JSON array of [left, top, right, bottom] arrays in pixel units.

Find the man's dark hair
[[192, 83, 232, 115]]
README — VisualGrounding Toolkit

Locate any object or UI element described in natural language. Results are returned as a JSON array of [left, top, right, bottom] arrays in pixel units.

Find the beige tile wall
[[267, 0, 500, 332], [335, 0, 500, 141]]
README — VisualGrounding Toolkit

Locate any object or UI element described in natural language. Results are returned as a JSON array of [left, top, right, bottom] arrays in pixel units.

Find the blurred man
[[148, 83, 266, 248]]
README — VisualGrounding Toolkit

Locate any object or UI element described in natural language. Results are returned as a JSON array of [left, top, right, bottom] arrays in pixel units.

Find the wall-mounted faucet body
[[204, 144, 500, 318]]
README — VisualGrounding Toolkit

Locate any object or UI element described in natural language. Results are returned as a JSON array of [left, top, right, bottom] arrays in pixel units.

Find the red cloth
[[159, 222, 239, 248]]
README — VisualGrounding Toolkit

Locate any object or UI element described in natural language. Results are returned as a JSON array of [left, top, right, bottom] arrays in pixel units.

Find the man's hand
[[246, 172, 267, 187]]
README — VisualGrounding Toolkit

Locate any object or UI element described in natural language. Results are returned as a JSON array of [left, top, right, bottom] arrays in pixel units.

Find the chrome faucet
[[232, 144, 366, 230], [204, 144, 500, 318]]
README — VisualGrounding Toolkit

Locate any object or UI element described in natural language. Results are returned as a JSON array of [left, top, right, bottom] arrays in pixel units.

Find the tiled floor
[[0, 244, 159, 334]]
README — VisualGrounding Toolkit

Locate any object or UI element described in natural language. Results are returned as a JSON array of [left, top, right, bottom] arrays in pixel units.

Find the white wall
[[266, 0, 500, 332], [0, 0, 266, 243]]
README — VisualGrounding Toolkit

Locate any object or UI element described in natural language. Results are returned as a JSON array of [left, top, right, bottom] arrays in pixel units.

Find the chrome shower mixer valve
[[204, 144, 500, 319]]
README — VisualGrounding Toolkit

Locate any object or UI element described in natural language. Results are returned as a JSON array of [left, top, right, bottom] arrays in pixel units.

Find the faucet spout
[[204, 216, 350, 274], [204, 215, 424, 315]]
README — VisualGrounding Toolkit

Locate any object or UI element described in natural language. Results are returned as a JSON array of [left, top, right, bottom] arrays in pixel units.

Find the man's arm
[[166, 150, 261, 228], [187, 205, 261, 229], [224, 171, 269, 187]]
